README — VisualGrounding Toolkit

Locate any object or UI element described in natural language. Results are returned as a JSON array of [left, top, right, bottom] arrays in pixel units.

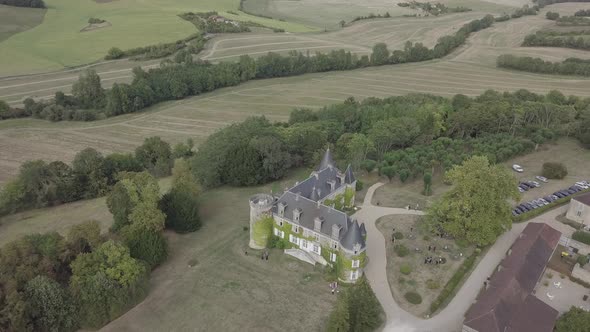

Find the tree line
[[523, 30, 590, 50], [191, 89, 590, 189], [3, 13, 520, 124], [557, 15, 590, 25], [105, 33, 206, 61], [0, 0, 44, 8], [575, 9, 590, 16], [497, 54, 590, 77], [0, 135, 195, 215]]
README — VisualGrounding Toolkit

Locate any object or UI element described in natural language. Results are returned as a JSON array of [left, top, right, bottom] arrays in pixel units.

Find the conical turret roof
[[317, 148, 335, 171], [345, 164, 356, 183], [341, 219, 365, 250]]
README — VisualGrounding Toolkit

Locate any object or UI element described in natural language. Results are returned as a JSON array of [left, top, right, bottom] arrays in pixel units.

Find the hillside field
[[0, 4, 46, 43], [0, 0, 313, 75]]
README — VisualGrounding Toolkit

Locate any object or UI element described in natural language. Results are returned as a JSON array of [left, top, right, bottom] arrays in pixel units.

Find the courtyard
[[375, 214, 474, 317]]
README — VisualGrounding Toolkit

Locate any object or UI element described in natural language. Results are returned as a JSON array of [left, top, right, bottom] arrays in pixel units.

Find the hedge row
[[573, 230, 590, 245], [512, 188, 590, 223], [429, 250, 479, 314]]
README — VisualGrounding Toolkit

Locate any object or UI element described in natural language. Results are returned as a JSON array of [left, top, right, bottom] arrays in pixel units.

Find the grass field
[[0, 169, 337, 331], [241, 0, 516, 30], [0, 0, 313, 75], [0, 5, 46, 43]]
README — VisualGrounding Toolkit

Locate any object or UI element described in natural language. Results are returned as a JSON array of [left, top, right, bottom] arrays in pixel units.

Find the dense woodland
[[0, 0, 44, 8], [523, 30, 590, 50], [497, 54, 590, 77], [192, 89, 590, 189], [0, 146, 200, 331]]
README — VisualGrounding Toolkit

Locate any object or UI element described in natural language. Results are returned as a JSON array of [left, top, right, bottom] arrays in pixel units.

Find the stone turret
[[249, 193, 274, 249]]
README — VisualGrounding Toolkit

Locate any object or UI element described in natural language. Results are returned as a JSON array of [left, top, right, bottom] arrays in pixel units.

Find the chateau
[[249, 149, 367, 283]]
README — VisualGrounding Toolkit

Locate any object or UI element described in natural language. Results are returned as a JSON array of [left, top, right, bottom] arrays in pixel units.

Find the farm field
[[2, 3, 589, 103], [0, 0, 313, 76], [3, 55, 590, 186], [241, 0, 517, 30], [0, 4, 46, 43], [0, 168, 337, 331]]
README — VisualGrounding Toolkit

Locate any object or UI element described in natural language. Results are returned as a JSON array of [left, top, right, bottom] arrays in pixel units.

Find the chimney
[[317, 200, 320, 209], [314, 216, 324, 233], [295, 192, 300, 201], [327, 179, 336, 192], [278, 202, 287, 217], [313, 172, 319, 180], [338, 173, 346, 184]]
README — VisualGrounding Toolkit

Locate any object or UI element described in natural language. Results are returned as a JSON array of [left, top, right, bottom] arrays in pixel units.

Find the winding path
[[353, 182, 569, 332]]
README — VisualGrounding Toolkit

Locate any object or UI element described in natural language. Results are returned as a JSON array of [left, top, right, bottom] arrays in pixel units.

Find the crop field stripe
[[117, 123, 208, 136]]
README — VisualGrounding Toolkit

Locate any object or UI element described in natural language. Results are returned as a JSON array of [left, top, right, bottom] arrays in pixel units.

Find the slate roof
[[273, 149, 364, 251], [463, 223, 561, 332], [573, 191, 590, 206], [272, 191, 349, 240], [341, 219, 366, 251]]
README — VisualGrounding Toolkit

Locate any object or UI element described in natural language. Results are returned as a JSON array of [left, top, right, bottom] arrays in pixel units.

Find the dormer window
[[278, 202, 287, 217], [293, 208, 302, 223]]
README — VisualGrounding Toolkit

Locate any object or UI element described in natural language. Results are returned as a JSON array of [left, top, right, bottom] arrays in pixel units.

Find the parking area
[[502, 140, 590, 217]]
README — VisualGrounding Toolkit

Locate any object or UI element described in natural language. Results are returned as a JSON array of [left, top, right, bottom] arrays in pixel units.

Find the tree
[[105, 47, 124, 60], [72, 148, 107, 199], [69, 240, 147, 328], [542, 162, 568, 179], [370, 43, 389, 66], [339, 20, 346, 28], [135, 137, 172, 176], [546, 11, 560, 20], [71, 69, 105, 109], [368, 117, 421, 158], [423, 172, 432, 196], [347, 277, 383, 331], [160, 185, 201, 233], [427, 156, 519, 246], [66, 220, 102, 254], [556, 307, 590, 332], [338, 133, 374, 170], [107, 172, 160, 232], [172, 138, 194, 159], [327, 293, 350, 332], [24, 276, 78, 332]]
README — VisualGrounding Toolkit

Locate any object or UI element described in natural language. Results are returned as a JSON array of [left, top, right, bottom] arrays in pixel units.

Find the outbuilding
[[566, 192, 590, 225]]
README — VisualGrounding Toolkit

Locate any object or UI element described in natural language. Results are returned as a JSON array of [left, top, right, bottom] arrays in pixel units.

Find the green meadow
[[0, 0, 314, 75]]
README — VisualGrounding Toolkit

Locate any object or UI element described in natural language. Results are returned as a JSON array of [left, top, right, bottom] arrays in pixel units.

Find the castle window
[[274, 228, 285, 239], [352, 260, 360, 268], [279, 221, 283, 227], [351, 270, 359, 281], [294, 226, 299, 234], [301, 239, 308, 249], [289, 234, 299, 245], [313, 244, 321, 255], [330, 253, 337, 262], [332, 241, 338, 249], [314, 234, 320, 242]]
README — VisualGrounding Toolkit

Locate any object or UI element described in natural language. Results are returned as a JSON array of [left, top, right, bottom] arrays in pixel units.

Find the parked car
[[535, 176, 548, 183], [554, 192, 565, 198], [520, 182, 533, 189], [575, 182, 589, 189], [567, 188, 577, 195], [528, 181, 540, 187], [544, 196, 555, 203], [513, 164, 524, 173], [518, 187, 525, 193], [538, 198, 549, 206], [519, 184, 530, 191], [570, 186, 582, 192], [512, 210, 519, 216], [517, 204, 529, 212]]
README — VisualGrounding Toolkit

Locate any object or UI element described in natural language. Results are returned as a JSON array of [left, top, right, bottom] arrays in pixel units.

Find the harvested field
[[2, 57, 590, 186]]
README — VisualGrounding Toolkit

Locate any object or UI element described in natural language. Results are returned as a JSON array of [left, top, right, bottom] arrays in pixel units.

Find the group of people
[[329, 281, 339, 295], [261, 250, 270, 260], [424, 256, 445, 265], [428, 245, 437, 252]]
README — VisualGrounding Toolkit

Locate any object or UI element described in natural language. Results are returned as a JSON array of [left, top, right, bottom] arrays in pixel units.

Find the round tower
[[249, 193, 275, 249]]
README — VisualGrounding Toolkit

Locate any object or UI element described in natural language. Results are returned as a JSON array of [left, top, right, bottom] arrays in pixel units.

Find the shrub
[[356, 180, 364, 191], [361, 159, 377, 173], [393, 231, 404, 240], [543, 280, 549, 286], [573, 230, 590, 245], [394, 244, 410, 257], [542, 162, 568, 179], [577, 255, 589, 267], [105, 47, 124, 60], [423, 235, 431, 241], [547, 272, 554, 279], [546, 11, 559, 20], [404, 291, 422, 304], [400, 263, 412, 275], [426, 279, 440, 289]]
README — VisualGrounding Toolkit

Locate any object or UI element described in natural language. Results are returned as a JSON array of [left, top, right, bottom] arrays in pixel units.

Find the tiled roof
[[573, 191, 590, 206], [463, 223, 561, 332]]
